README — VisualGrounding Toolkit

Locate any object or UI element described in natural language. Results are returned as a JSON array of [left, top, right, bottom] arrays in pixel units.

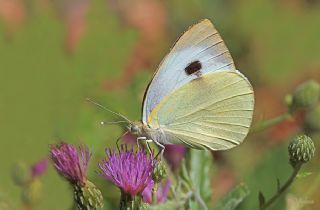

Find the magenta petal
[[142, 179, 171, 204], [99, 145, 155, 196], [31, 158, 48, 177], [50, 143, 91, 185]]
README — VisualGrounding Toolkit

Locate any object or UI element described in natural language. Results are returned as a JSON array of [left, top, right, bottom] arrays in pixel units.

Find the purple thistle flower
[[50, 143, 91, 186], [142, 179, 171, 204], [31, 158, 48, 178], [99, 145, 155, 196]]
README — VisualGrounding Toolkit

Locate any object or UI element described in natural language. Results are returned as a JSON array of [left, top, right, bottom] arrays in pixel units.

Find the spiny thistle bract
[[152, 160, 167, 183], [288, 135, 315, 167], [74, 180, 104, 210]]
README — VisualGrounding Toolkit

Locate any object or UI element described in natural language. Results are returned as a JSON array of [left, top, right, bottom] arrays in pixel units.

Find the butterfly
[[92, 19, 254, 155]]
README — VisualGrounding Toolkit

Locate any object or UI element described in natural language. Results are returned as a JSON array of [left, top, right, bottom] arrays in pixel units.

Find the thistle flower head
[[99, 145, 156, 196], [50, 143, 91, 186], [288, 135, 315, 167]]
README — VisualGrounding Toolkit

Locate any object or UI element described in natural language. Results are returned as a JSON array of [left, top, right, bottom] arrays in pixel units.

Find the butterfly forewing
[[142, 19, 236, 124]]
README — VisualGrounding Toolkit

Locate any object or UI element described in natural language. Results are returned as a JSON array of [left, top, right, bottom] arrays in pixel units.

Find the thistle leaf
[[296, 172, 312, 178], [258, 191, 265, 208], [188, 150, 213, 209], [276, 178, 281, 192], [214, 183, 250, 210]]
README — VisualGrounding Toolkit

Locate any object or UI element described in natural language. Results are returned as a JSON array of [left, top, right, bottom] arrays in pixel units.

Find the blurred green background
[[0, 0, 319, 209]]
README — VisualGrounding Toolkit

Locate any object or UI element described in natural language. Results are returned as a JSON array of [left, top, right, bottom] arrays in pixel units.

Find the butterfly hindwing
[[147, 70, 254, 150]]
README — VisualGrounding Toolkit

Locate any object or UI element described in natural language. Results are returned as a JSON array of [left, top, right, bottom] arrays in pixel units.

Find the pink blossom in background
[[122, 132, 136, 145], [104, 0, 167, 90], [52, 0, 90, 53], [142, 179, 171, 204], [0, 0, 26, 36], [31, 158, 48, 178], [164, 145, 186, 171]]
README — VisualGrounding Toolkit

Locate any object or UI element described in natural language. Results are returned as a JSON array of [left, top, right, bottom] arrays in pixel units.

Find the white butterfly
[[97, 19, 254, 155]]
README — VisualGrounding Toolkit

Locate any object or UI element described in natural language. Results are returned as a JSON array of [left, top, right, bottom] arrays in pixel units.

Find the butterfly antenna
[[86, 98, 131, 123], [100, 120, 128, 125]]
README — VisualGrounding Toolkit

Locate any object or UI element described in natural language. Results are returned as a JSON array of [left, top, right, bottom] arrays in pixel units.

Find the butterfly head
[[127, 121, 143, 136]]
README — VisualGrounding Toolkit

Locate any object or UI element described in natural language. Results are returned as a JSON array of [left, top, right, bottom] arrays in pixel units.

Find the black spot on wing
[[185, 60, 202, 76]]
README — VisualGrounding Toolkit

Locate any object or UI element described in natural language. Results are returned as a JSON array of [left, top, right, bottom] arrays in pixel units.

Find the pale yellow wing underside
[[148, 70, 254, 150], [142, 19, 236, 123]]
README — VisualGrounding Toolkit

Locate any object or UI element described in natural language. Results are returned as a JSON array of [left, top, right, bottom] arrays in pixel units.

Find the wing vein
[[166, 128, 239, 145]]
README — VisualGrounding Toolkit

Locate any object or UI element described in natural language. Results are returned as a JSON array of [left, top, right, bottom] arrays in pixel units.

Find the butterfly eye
[[129, 124, 139, 134]]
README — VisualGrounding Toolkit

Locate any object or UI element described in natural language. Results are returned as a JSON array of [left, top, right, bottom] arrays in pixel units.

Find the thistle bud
[[288, 135, 315, 167], [74, 180, 104, 210], [21, 178, 42, 206], [153, 161, 167, 183], [11, 161, 31, 186], [290, 80, 320, 111], [305, 104, 320, 132]]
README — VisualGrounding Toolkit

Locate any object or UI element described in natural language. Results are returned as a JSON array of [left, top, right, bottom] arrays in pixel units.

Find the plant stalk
[[259, 163, 302, 210], [250, 113, 292, 134], [120, 191, 141, 210]]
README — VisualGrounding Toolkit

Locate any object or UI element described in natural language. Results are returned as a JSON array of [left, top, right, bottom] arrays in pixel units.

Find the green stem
[[259, 163, 302, 210], [194, 191, 208, 210], [250, 113, 292, 134], [152, 182, 158, 205], [119, 191, 141, 210]]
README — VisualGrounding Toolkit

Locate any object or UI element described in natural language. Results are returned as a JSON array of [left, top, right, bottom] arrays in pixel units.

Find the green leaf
[[276, 178, 281, 192], [214, 183, 250, 210], [181, 150, 213, 210], [179, 159, 192, 188], [189, 150, 212, 204], [258, 191, 265, 208], [149, 200, 185, 210], [296, 172, 312, 178]]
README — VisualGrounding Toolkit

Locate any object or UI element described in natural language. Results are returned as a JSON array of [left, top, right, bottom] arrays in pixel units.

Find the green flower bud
[[153, 161, 167, 183], [74, 180, 104, 210], [290, 80, 320, 111], [288, 135, 315, 167], [21, 178, 42, 206], [285, 94, 293, 107], [305, 104, 320, 132], [140, 203, 150, 210], [11, 161, 31, 186]]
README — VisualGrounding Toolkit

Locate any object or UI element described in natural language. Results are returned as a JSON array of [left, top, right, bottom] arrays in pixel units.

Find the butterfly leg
[[136, 136, 147, 150], [116, 131, 128, 152], [153, 140, 165, 159], [145, 140, 153, 155]]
